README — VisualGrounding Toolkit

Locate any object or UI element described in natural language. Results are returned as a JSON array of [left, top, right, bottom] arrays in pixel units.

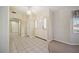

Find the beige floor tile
[[10, 34, 48, 53]]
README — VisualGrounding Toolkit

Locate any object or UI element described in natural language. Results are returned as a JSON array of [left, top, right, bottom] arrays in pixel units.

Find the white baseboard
[[54, 39, 79, 45], [69, 42, 79, 45]]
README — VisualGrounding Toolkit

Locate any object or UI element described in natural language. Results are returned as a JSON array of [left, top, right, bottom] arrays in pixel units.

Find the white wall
[[0, 7, 9, 52], [52, 7, 79, 45], [48, 10, 55, 41], [53, 9, 71, 44]]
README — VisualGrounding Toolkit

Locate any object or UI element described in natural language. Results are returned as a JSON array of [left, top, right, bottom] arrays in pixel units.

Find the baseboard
[[69, 42, 79, 45], [54, 39, 79, 45], [35, 36, 47, 41]]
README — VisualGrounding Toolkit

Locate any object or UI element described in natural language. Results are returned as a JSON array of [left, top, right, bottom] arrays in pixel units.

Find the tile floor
[[9, 34, 49, 53]]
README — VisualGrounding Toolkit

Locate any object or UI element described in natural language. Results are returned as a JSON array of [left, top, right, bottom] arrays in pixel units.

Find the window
[[73, 10, 79, 33], [35, 17, 47, 29], [44, 18, 47, 29], [35, 20, 37, 28]]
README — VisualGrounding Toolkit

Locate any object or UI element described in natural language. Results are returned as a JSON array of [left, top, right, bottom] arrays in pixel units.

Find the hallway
[[10, 34, 48, 53], [9, 6, 79, 53]]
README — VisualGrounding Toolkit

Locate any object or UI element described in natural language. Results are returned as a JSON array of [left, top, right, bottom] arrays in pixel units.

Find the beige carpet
[[48, 40, 79, 53]]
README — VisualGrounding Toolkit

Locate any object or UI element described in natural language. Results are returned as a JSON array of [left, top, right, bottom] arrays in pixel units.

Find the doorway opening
[[9, 18, 21, 36]]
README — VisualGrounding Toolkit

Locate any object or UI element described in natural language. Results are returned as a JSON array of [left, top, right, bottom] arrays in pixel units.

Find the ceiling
[[10, 6, 79, 15], [14, 6, 48, 14]]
